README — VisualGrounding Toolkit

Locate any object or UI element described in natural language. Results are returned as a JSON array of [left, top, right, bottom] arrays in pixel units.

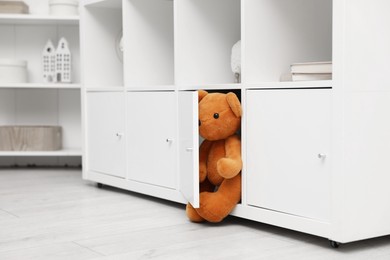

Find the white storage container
[[0, 59, 28, 83], [49, 0, 78, 16]]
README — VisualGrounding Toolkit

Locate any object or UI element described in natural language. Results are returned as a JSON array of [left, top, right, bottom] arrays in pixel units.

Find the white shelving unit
[[0, 1, 81, 166], [81, 0, 390, 246]]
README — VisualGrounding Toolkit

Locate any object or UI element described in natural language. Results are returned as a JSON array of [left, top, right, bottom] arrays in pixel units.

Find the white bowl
[[49, 0, 78, 16], [0, 59, 28, 83]]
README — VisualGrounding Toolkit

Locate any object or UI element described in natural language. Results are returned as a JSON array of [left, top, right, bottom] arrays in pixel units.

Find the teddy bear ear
[[226, 92, 242, 118], [198, 90, 208, 102]]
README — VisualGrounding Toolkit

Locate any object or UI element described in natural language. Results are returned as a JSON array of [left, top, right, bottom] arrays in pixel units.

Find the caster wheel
[[97, 183, 104, 188], [329, 240, 340, 248]]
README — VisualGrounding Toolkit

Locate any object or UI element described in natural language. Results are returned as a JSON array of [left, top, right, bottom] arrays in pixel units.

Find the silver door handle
[[185, 147, 193, 152], [116, 133, 124, 138], [166, 138, 174, 143]]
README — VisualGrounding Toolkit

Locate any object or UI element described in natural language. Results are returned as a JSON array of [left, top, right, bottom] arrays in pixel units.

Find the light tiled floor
[[1, 168, 390, 259]]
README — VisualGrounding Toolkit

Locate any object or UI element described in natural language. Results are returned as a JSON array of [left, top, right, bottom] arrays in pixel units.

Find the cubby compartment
[[123, 0, 174, 88], [0, 22, 80, 84], [0, 89, 81, 150], [243, 0, 332, 83], [175, 0, 241, 86], [178, 88, 242, 208], [0, 88, 81, 165], [82, 0, 123, 87]]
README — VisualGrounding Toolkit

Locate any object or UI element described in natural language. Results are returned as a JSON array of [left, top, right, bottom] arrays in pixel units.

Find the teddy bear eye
[[213, 113, 219, 119]]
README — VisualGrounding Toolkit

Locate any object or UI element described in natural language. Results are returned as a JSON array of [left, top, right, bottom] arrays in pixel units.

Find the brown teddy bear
[[186, 90, 242, 223]]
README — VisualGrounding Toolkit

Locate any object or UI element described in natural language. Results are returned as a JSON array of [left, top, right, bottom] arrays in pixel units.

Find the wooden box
[[0, 126, 62, 151], [0, 1, 29, 14]]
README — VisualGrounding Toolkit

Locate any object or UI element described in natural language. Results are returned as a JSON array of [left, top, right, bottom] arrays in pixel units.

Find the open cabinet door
[[178, 91, 199, 208]]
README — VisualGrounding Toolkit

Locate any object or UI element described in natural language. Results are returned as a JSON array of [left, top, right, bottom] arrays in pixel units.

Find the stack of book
[[290, 61, 332, 81], [0, 1, 29, 14]]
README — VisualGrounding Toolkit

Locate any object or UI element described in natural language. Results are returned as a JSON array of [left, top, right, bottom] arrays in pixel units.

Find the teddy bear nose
[[199, 120, 201, 126]]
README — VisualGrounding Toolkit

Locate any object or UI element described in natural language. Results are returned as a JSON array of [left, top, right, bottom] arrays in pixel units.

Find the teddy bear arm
[[199, 140, 213, 182], [217, 135, 242, 179]]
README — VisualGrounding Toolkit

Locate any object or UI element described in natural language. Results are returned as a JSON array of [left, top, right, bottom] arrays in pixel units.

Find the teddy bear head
[[198, 90, 241, 141]]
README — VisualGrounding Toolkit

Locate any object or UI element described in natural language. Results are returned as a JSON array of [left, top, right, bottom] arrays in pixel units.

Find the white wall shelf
[[0, 14, 79, 25], [0, 149, 82, 157], [0, 83, 81, 89]]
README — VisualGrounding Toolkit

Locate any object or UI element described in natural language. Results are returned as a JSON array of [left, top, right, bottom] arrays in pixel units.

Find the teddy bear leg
[[186, 203, 205, 222], [196, 174, 241, 223], [186, 178, 215, 222]]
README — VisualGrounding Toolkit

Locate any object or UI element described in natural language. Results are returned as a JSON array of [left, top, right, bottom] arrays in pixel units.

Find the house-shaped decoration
[[42, 40, 56, 83], [55, 37, 72, 83]]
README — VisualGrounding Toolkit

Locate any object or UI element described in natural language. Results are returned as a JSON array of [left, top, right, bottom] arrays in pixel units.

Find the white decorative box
[[0, 1, 29, 14], [0, 126, 62, 151], [0, 59, 28, 84], [49, 0, 78, 16]]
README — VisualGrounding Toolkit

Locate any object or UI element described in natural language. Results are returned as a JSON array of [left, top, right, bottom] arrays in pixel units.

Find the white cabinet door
[[246, 89, 331, 221], [178, 91, 199, 208], [126, 91, 176, 189], [86, 92, 126, 178]]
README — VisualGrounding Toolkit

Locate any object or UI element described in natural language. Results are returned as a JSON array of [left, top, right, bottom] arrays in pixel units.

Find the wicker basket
[[0, 126, 62, 151]]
